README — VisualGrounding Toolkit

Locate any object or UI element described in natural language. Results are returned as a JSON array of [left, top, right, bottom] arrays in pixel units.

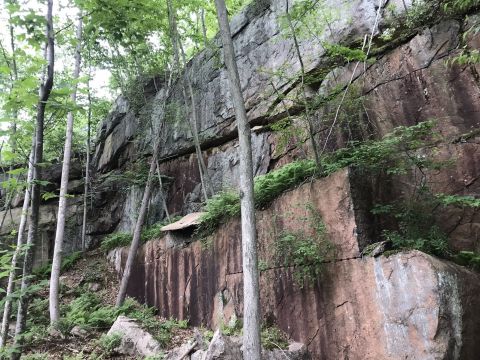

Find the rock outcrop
[[109, 169, 480, 359], [92, 0, 480, 252], [107, 316, 162, 357], [166, 329, 309, 360], [2, 0, 480, 358]]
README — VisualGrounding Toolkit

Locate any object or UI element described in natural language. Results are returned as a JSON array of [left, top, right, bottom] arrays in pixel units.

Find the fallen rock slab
[[107, 316, 162, 357]]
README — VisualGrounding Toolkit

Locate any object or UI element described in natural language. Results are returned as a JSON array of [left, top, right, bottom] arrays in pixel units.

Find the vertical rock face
[[90, 0, 480, 244], [109, 170, 480, 359]]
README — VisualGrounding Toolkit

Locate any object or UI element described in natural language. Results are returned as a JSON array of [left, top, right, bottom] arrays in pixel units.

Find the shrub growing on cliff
[[100, 217, 184, 252], [100, 232, 132, 253], [372, 189, 480, 266], [198, 121, 441, 236], [274, 206, 335, 288], [198, 160, 318, 235]]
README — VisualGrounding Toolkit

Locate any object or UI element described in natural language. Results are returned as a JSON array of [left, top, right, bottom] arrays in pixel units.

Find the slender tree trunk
[[0, 146, 34, 349], [201, 8, 208, 48], [166, 0, 214, 200], [11, 1, 54, 357], [214, 1, 261, 358], [116, 147, 159, 307], [116, 69, 174, 307], [8, 0, 18, 158], [49, 14, 82, 325], [285, 0, 322, 171], [82, 64, 92, 253], [156, 160, 170, 222]]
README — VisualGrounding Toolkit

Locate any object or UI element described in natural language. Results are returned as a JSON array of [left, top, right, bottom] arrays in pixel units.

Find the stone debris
[[165, 329, 309, 360]]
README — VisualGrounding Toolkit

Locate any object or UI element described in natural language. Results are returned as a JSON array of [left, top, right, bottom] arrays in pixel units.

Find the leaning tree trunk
[[0, 145, 34, 349], [11, 1, 54, 358], [49, 14, 82, 325], [116, 145, 160, 307], [213, 1, 261, 359]]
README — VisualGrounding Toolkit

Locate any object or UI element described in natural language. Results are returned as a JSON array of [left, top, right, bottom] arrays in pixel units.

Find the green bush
[[99, 232, 132, 253], [100, 217, 183, 252], [372, 188, 480, 263], [198, 160, 317, 235], [454, 251, 480, 270], [322, 120, 440, 176], [274, 206, 335, 287], [63, 293, 187, 348], [261, 326, 289, 351], [97, 332, 122, 355]]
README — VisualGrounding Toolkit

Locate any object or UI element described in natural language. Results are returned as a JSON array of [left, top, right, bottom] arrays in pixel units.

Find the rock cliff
[[1, 0, 480, 358]]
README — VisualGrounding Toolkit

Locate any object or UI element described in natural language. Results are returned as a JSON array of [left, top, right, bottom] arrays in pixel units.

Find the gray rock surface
[[203, 330, 242, 360], [107, 316, 162, 357]]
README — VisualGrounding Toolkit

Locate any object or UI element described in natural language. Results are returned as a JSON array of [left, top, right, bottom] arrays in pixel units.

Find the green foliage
[[323, 43, 367, 63], [151, 317, 189, 347], [446, 49, 480, 66], [63, 292, 187, 347], [220, 317, 242, 336], [392, 0, 479, 31], [32, 251, 82, 279], [100, 216, 183, 252], [454, 251, 480, 270], [436, 194, 480, 208], [254, 160, 318, 208], [261, 325, 289, 351], [372, 184, 480, 263], [322, 120, 442, 176], [274, 205, 334, 287], [377, 188, 451, 258], [99, 232, 132, 252], [96, 332, 122, 355], [198, 160, 318, 235], [197, 191, 241, 235]]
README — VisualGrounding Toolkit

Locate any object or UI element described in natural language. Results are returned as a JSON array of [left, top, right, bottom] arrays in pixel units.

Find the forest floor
[[16, 249, 194, 359]]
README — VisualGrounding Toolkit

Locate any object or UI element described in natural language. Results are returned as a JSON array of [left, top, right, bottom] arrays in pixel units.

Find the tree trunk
[[213, 1, 261, 359], [201, 8, 208, 48], [49, 14, 82, 325], [11, 1, 54, 357], [116, 149, 159, 307], [115, 76, 171, 306], [285, 0, 322, 171], [156, 160, 171, 222], [166, 0, 214, 200], [81, 63, 92, 253], [0, 146, 34, 349]]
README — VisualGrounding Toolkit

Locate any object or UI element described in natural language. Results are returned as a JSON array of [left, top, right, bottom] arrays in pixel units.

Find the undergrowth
[[59, 292, 187, 347], [261, 325, 289, 351], [198, 160, 317, 235], [32, 251, 83, 279]]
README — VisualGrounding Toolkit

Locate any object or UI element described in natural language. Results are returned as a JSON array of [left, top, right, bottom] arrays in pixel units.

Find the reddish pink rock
[[110, 171, 480, 359]]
